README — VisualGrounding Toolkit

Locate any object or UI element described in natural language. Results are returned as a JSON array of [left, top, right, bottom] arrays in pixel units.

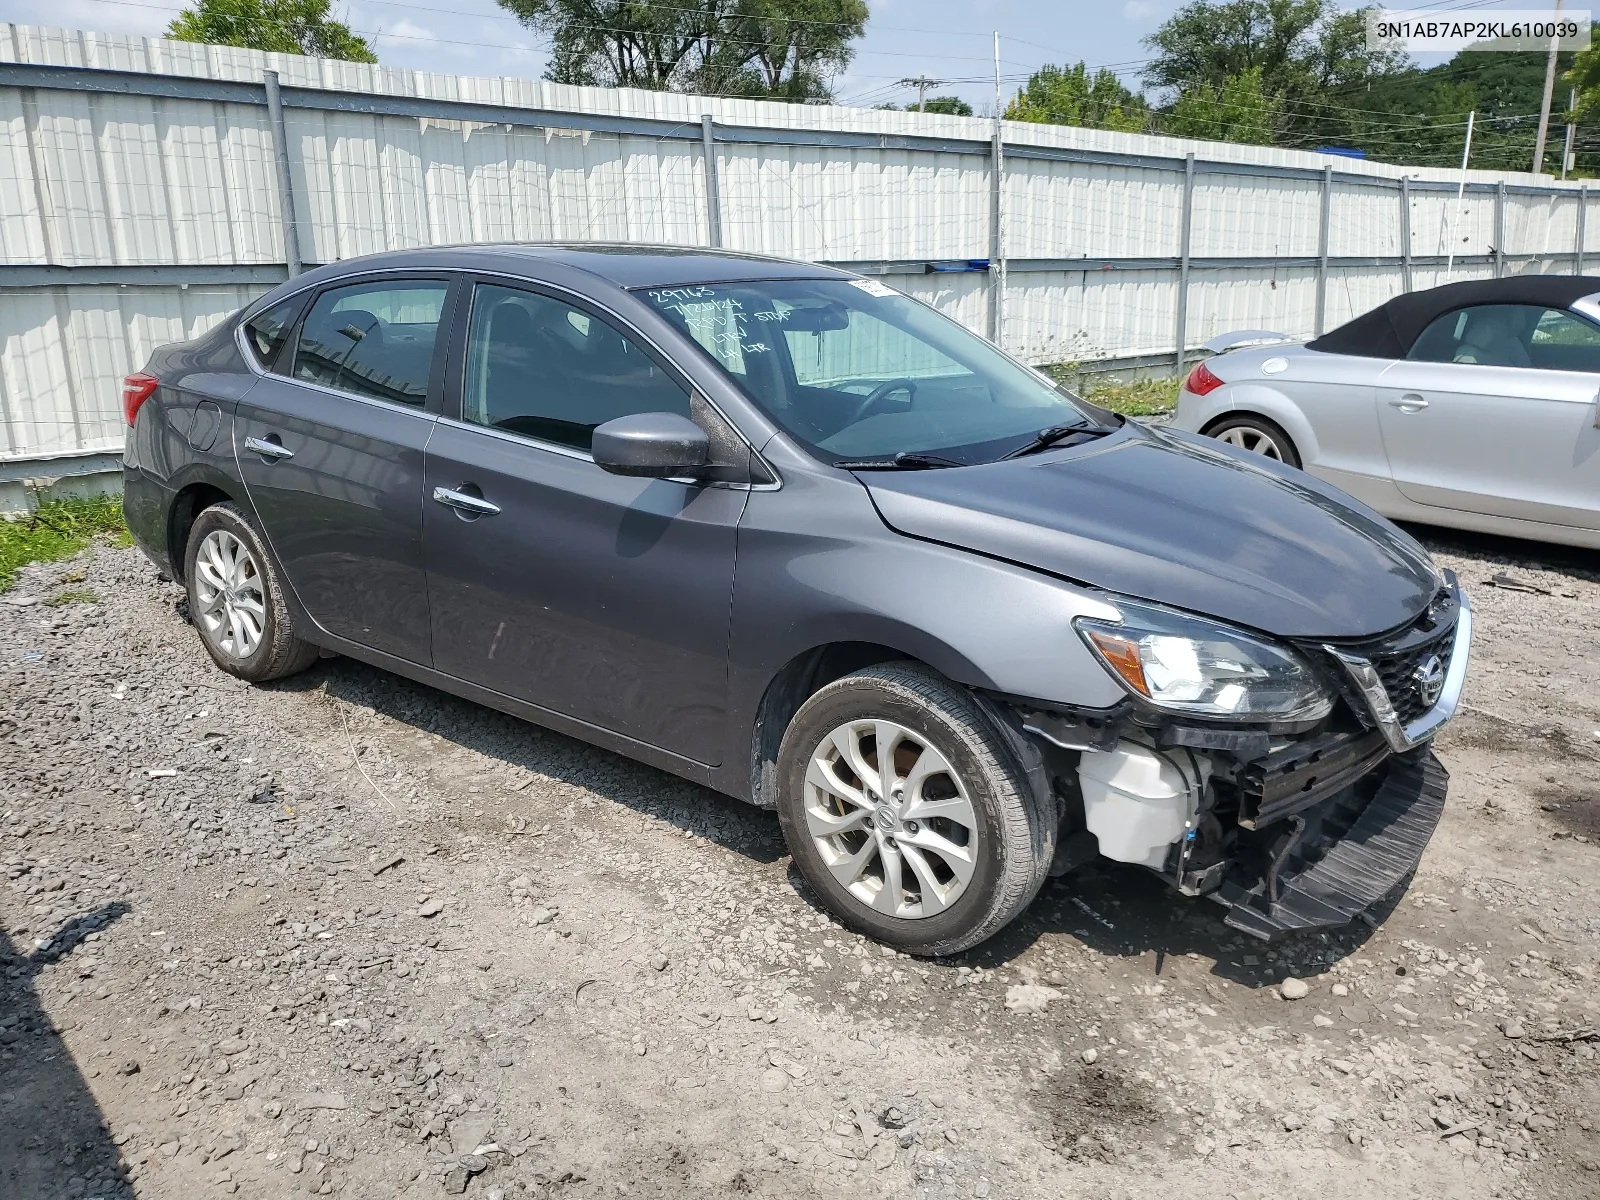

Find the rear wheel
[[1205, 414, 1301, 468], [183, 502, 319, 683], [775, 663, 1053, 956]]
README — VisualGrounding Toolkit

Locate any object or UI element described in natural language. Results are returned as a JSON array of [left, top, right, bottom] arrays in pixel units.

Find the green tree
[[918, 95, 972, 116], [881, 96, 973, 115], [167, 0, 375, 62], [498, 0, 867, 100], [1162, 65, 1276, 144], [1143, 0, 1404, 145], [1568, 36, 1600, 120], [712, 0, 869, 99], [1004, 62, 1148, 132]]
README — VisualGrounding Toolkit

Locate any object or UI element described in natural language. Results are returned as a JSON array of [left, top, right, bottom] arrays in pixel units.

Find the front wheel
[[1205, 414, 1301, 468], [775, 663, 1054, 956]]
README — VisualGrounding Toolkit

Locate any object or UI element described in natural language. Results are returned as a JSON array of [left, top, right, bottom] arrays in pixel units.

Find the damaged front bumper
[[1210, 749, 1448, 939], [1022, 574, 1473, 942]]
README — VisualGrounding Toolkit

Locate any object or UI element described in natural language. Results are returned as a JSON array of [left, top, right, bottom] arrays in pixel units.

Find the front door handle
[[1389, 394, 1429, 413], [432, 486, 501, 517], [244, 435, 294, 460]]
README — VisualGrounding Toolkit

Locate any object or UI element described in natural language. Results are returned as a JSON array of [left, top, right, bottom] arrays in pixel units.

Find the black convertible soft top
[[1307, 274, 1600, 358]]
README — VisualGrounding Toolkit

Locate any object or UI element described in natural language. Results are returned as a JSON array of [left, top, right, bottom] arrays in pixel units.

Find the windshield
[[639, 278, 1102, 464]]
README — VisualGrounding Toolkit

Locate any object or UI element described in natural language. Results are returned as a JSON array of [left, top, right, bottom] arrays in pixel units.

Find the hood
[[859, 424, 1439, 640]]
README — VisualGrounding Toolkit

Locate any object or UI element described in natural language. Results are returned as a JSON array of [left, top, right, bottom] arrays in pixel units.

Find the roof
[[499, 243, 851, 288], [1308, 275, 1600, 358], [313, 243, 853, 290]]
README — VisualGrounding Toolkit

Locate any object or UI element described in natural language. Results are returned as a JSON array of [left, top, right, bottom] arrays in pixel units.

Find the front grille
[[1371, 625, 1456, 725], [1326, 586, 1460, 728]]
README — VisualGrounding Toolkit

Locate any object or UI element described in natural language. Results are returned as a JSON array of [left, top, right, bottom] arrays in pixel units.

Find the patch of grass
[[0, 495, 127, 594], [44, 587, 101, 607], [1043, 366, 1180, 417]]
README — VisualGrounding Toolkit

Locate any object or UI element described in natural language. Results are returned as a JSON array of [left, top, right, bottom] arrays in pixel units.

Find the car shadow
[[272, 657, 789, 866], [0, 903, 132, 1200], [781, 857, 1395, 989], [1401, 521, 1600, 581], [279, 657, 1394, 989], [970, 862, 1396, 986]]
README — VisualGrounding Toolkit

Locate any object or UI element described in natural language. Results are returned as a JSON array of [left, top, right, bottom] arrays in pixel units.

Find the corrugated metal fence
[[2, 22, 1596, 476]]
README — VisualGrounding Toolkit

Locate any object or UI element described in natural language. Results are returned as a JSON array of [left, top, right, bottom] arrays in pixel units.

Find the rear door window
[[242, 297, 304, 373], [461, 283, 690, 452], [293, 281, 449, 406]]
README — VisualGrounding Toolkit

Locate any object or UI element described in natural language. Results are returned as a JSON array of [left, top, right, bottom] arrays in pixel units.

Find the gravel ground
[[1, 526, 1598, 1200]]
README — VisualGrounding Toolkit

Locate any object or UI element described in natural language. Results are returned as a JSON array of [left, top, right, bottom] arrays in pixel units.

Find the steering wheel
[[847, 378, 918, 425]]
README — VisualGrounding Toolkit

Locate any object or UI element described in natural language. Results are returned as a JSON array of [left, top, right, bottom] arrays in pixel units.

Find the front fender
[[716, 465, 1130, 799]]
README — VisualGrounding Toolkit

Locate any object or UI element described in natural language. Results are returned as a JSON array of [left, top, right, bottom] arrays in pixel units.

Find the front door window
[[462, 284, 690, 450]]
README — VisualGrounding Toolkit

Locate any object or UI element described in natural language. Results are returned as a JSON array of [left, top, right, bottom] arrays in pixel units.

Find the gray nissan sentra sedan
[[122, 244, 1471, 955]]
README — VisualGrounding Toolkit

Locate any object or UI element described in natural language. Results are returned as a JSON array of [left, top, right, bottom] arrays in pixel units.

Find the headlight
[[1075, 599, 1333, 722]]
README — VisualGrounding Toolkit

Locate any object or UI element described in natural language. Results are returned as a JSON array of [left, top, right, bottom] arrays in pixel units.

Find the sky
[[0, 0, 1194, 113]]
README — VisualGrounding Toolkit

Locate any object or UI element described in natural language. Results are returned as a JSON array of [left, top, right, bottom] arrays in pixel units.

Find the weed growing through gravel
[[43, 587, 102, 607], [1041, 367, 1179, 417], [0, 495, 128, 592]]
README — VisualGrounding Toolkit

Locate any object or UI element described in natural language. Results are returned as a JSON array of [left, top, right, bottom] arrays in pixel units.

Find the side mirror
[[591, 412, 710, 478]]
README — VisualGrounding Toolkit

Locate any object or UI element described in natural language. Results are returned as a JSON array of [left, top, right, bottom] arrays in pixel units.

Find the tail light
[[122, 372, 159, 426], [1183, 360, 1225, 397]]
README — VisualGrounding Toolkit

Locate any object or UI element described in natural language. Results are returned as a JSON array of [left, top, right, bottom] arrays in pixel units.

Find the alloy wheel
[[193, 529, 266, 659], [1215, 425, 1285, 460], [803, 718, 978, 919]]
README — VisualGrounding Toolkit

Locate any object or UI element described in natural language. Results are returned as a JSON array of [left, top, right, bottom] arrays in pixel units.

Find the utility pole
[[989, 34, 1006, 346], [1563, 87, 1576, 179], [898, 75, 945, 113], [1446, 110, 1475, 279], [1533, 0, 1565, 174]]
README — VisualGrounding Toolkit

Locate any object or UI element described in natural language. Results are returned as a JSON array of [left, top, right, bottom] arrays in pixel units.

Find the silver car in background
[[1173, 275, 1600, 550]]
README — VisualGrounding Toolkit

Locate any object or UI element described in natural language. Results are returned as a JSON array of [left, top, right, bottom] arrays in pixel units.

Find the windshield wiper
[[1000, 421, 1115, 460], [835, 451, 966, 470]]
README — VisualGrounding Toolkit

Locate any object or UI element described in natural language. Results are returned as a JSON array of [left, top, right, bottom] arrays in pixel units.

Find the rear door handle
[[1389, 395, 1429, 413], [243, 435, 294, 460], [431, 486, 501, 517]]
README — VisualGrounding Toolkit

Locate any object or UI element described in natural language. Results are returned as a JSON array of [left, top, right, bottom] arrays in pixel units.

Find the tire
[[183, 501, 320, 683], [1205, 414, 1302, 468], [775, 663, 1054, 956]]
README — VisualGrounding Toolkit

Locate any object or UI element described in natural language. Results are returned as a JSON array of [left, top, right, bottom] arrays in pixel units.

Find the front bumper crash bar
[[1211, 750, 1448, 941], [1236, 728, 1391, 830]]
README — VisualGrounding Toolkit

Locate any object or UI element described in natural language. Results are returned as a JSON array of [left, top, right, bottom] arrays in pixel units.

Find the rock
[[1331, 983, 1349, 997], [458, 1153, 488, 1174], [418, 899, 444, 918], [117, 1060, 141, 1075], [529, 907, 555, 926], [1282, 1114, 1305, 1132], [296, 1093, 348, 1111], [449, 1113, 494, 1155], [441, 1164, 470, 1194], [1004, 983, 1062, 1013], [1312, 1015, 1334, 1028], [650, 954, 669, 972], [760, 1068, 789, 1093], [1501, 1019, 1526, 1039], [1279, 978, 1310, 1000], [1080, 1048, 1099, 1064]]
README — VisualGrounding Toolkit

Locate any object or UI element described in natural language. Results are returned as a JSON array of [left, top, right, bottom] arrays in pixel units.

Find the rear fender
[[1204, 383, 1323, 465]]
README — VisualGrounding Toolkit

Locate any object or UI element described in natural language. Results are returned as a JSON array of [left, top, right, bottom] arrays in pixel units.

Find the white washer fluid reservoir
[[1077, 743, 1210, 870]]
